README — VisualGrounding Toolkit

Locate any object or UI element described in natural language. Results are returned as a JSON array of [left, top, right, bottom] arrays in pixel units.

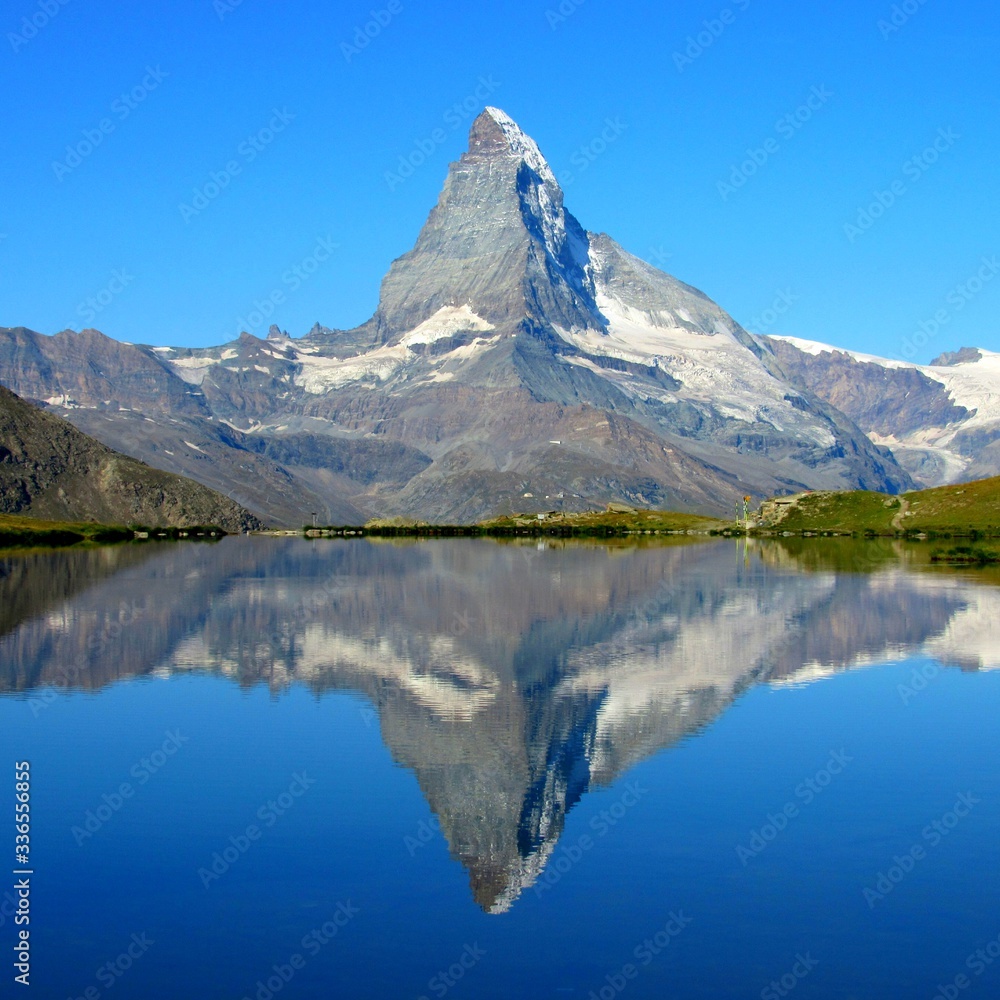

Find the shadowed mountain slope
[[0, 385, 263, 531]]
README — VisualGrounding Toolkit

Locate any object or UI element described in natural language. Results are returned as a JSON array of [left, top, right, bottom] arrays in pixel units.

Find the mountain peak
[[469, 107, 557, 186]]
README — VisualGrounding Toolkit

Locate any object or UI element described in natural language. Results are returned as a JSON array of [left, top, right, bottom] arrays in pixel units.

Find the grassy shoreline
[[6, 475, 998, 548], [299, 477, 1000, 540], [299, 509, 729, 539], [0, 513, 228, 549], [750, 476, 1000, 538]]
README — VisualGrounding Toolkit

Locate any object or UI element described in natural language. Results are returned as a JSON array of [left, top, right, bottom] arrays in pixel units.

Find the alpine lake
[[1, 534, 998, 999]]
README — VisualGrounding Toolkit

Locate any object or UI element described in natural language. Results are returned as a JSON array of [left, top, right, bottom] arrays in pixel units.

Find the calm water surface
[[1, 536, 998, 999]]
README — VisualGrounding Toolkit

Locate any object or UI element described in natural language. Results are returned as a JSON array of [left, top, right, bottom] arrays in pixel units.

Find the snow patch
[[771, 335, 917, 369], [555, 293, 841, 447], [294, 344, 411, 394], [294, 323, 501, 393], [167, 356, 215, 385], [399, 305, 494, 347], [44, 394, 79, 408], [438, 334, 500, 361], [421, 335, 501, 381]]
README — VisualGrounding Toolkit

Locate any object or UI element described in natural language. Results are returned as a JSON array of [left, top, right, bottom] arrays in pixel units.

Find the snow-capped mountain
[[0, 109, 912, 524], [768, 337, 1000, 485]]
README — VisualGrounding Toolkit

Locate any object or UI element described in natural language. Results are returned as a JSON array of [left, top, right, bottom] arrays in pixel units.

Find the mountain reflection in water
[[1, 536, 997, 912]]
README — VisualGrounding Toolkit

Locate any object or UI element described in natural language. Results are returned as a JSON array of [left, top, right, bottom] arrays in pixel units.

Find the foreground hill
[[0, 385, 263, 532], [756, 475, 1000, 535]]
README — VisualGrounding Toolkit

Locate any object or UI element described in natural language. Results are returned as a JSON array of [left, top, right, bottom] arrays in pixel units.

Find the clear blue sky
[[1, 0, 997, 362]]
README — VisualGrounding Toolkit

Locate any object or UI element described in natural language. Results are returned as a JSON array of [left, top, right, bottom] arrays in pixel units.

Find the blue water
[[1, 537, 998, 998]]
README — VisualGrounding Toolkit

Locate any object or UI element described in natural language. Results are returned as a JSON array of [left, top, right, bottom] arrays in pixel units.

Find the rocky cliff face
[[768, 337, 1000, 486], [374, 107, 600, 338], [0, 385, 263, 531], [0, 109, 915, 524]]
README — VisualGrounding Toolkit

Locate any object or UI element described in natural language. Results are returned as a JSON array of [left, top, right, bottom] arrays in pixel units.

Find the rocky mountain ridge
[[1, 108, 915, 524], [768, 337, 1000, 486]]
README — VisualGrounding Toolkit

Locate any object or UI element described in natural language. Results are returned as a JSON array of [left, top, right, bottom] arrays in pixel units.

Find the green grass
[[756, 475, 1000, 537], [759, 491, 901, 534], [929, 544, 1000, 565], [479, 509, 728, 534], [0, 513, 133, 547], [303, 508, 729, 539], [0, 513, 227, 548], [904, 478, 1000, 534], [761, 536, 907, 573]]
